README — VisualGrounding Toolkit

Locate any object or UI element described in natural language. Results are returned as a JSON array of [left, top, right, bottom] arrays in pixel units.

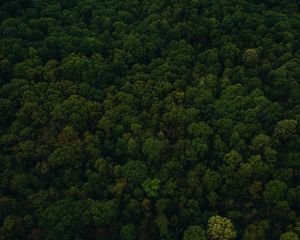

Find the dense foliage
[[0, 0, 300, 239]]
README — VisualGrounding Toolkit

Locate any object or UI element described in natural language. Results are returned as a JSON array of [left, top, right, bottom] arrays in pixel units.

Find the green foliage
[[184, 225, 207, 240], [242, 221, 269, 240], [142, 178, 160, 198], [89, 200, 119, 226], [263, 180, 288, 204], [242, 49, 258, 66], [122, 160, 148, 184], [274, 119, 298, 141], [120, 224, 137, 240], [142, 138, 164, 163], [0, 0, 300, 239], [156, 214, 170, 238], [280, 232, 299, 240], [207, 216, 237, 240]]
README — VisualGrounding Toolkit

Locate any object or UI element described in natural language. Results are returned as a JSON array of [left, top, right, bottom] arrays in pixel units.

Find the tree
[[120, 224, 137, 240], [251, 134, 271, 153], [0, 215, 25, 239], [156, 215, 170, 238], [142, 178, 160, 198], [60, 54, 89, 82], [184, 225, 207, 240], [274, 119, 298, 141], [38, 199, 87, 240], [280, 232, 299, 240], [242, 49, 258, 66], [243, 221, 269, 240], [187, 122, 213, 140], [203, 169, 222, 192], [122, 160, 148, 184], [207, 216, 236, 240], [219, 43, 241, 66], [263, 180, 287, 204], [89, 200, 119, 226], [142, 138, 164, 163]]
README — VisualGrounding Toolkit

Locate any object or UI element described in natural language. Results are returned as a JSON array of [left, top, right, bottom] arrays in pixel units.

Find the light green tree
[[207, 215, 236, 240], [280, 232, 299, 240], [142, 178, 160, 197]]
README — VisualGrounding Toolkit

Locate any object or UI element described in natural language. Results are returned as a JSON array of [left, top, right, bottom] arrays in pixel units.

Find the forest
[[0, 0, 300, 239]]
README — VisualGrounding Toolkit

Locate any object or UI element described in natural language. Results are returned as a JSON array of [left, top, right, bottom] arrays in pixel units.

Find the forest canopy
[[0, 0, 300, 239]]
